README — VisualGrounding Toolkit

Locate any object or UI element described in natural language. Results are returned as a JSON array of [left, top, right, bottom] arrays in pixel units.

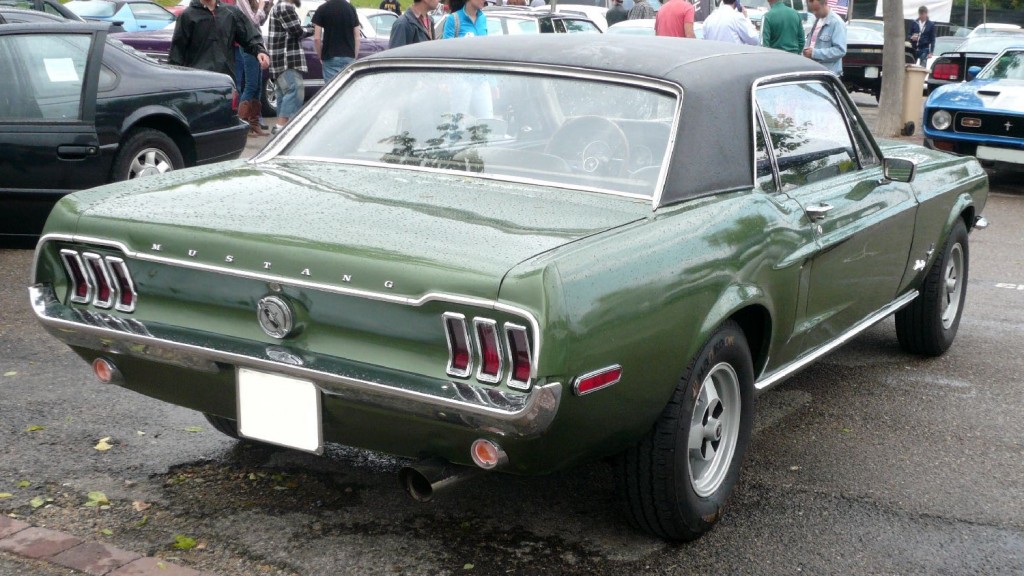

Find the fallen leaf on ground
[[463, 563, 475, 570], [25, 425, 44, 432], [135, 515, 149, 527], [183, 426, 202, 433], [132, 500, 151, 512], [95, 437, 113, 451], [29, 496, 49, 508], [172, 534, 197, 550], [100, 528, 113, 536], [0, 493, 12, 499], [16, 481, 29, 489], [3, 371, 16, 377], [84, 491, 110, 507]]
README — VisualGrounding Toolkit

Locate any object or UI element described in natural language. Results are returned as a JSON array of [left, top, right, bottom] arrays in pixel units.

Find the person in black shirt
[[311, 0, 361, 83], [379, 0, 401, 14], [605, 0, 627, 27], [170, 0, 269, 79]]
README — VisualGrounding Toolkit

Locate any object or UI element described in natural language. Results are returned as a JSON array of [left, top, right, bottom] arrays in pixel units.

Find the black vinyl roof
[[369, 36, 833, 205]]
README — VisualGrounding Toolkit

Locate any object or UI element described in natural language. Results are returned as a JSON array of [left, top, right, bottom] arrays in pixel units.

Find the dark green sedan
[[30, 35, 989, 541]]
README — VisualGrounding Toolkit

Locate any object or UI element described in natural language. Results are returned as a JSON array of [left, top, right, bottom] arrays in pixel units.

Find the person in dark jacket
[[907, 5, 935, 66], [605, 0, 627, 27], [388, 0, 439, 48], [379, 0, 401, 14], [169, 0, 269, 79]]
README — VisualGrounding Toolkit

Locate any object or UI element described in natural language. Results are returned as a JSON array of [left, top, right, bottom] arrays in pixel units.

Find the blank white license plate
[[977, 145, 1024, 165], [237, 368, 322, 453], [864, 67, 879, 79]]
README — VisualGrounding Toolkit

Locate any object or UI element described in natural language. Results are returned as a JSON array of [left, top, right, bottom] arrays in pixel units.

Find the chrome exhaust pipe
[[399, 457, 481, 503]]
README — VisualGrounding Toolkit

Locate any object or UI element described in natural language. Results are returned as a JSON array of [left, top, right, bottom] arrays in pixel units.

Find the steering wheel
[[544, 116, 630, 177]]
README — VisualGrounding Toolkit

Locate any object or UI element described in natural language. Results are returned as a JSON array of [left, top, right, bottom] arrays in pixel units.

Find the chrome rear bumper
[[29, 284, 561, 439]]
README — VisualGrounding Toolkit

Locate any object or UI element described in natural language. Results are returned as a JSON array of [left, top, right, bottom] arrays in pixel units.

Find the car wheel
[[203, 413, 241, 440], [261, 75, 278, 118], [619, 320, 754, 541], [896, 218, 969, 356], [112, 128, 183, 182]]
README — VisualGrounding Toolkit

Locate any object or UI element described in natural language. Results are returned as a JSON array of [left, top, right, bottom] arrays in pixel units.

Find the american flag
[[827, 0, 849, 16]]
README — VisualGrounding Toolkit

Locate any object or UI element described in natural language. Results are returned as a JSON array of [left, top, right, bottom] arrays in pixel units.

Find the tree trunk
[[875, 0, 906, 137]]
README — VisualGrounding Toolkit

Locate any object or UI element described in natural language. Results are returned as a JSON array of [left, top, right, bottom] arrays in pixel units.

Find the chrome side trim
[[572, 364, 623, 397], [29, 284, 562, 439], [82, 252, 115, 309], [442, 312, 473, 379], [755, 290, 919, 392], [472, 318, 503, 384], [503, 322, 532, 391], [35, 233, 542, 377]]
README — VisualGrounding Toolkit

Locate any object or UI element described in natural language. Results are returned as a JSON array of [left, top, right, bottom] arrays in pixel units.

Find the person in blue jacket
[[908, 5, 936, 67]]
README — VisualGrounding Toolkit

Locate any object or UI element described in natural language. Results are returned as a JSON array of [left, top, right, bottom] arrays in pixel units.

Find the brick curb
[[0, 516, 209, 576]]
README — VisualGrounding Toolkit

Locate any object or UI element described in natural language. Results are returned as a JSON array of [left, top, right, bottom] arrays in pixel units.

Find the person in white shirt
[[702, 0, 759, 45]]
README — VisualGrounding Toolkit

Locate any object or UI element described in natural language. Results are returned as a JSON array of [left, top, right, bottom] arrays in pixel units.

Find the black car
[[926, 33, 1024, 94], [0, 0, 126, 31], [0, 21, 248, 241], [841, 26, 915, 100]]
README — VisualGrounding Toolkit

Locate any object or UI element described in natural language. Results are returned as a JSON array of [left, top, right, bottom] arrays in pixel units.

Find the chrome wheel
[[688, 362, 741, 497], [129, 147, 174, 179], [941, 243, 964, 329]]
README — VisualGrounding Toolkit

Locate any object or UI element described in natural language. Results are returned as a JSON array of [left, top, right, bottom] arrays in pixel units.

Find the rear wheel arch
[[121, 113, 196, 167], [729, 304, 772, 381]]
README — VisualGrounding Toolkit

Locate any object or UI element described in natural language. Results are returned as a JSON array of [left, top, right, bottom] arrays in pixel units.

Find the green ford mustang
[[30, 36, 989, 541]]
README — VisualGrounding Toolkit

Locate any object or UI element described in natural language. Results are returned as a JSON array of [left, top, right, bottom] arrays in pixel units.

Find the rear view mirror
[[883, 157, 916, 183]]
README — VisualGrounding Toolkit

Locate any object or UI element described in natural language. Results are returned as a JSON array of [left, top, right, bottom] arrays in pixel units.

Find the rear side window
[[0, 33, 90, 121]]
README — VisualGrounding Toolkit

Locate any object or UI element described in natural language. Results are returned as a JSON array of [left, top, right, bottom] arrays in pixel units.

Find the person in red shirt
[[654, 0, 695, 38]]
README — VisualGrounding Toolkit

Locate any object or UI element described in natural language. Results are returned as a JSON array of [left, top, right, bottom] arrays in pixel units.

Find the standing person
[[379, 0, 401, 14], [653, 0, 694, 37], [312, 0, 360, 84], [760, 0, 804, 54], [236, 0, 269, 135], [169, 0, 270, 78], [267, 0, 307, 134], [908, 5, 935, 67], [389, 0, 438, 48], [627, 0, 655, 21], [442, 0, 486, 38], [605, 0, 627, 27], [803, 0, 846, 77], [702, 0, 758, 45]]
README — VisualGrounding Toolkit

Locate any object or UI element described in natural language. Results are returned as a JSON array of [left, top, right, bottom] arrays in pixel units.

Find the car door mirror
[[967, 65, 982, 80], [882, 157, 916, 183]]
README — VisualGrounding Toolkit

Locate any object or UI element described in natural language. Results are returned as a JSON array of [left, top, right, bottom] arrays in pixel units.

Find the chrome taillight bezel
[[82, 252, 115, 309], [105, 256, 137, 313], [503, 323, 532, 391], [443, 312, 473, 378], [473, 318, 503, 384], [60, 249, 92, 304]]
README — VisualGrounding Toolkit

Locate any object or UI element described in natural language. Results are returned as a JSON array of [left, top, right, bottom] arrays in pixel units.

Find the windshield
[[979, 49, 1024, 80], [66, 0, 117, 17], [933, 36, 962, 54], [846, 26, 883, 43], [285, 70, 678, 198]]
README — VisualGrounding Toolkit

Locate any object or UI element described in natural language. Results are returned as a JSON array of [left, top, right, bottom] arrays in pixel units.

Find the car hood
[[63, 160, 648, 301], [928, 78, 1024, 112]]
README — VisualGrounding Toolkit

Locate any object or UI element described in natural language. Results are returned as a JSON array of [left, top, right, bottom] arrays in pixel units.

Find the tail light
[[231, 89, 239, 112], [473, 319, 502, 383], [932, 62, 960, 81], [443, 314, 534, 389], [443, 313, 473, 378], [58, 248, 137, 312], [504, 324, 532, 390]]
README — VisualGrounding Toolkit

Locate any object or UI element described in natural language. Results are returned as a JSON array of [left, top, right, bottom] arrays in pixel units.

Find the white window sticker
[[43, 58, 80, 83]]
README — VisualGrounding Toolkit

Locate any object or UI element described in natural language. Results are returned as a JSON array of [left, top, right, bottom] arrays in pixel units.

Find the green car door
[[756, 79, 917, 348]]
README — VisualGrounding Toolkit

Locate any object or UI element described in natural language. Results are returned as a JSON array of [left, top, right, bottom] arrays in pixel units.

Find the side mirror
[[882, 157, 916, 183], [967, 66, 982, 80]]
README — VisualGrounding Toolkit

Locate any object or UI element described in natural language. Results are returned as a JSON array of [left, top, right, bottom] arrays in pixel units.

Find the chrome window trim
[[82, 252, 116, 309], [60, 249, 92, 305], [442, 312, 473, 379], [36, 234, 543, 377], [105, 256, 137, 313], [249, 59, 684, 211], [572, 364, 622, 397], [472, 318, 503, 384], [503, 322, 532, 391]]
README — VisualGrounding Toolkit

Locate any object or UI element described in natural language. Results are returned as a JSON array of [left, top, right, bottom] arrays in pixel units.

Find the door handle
[[805, 203, 834, 221], [57, 145, 98, 160]]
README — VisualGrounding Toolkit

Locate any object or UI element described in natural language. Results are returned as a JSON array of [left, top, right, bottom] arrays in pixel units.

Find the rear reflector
[[573, 365, 623, 397], [60, 249, 92, 304], [474, 319, 502, 383], [932, 62, 959, 81], [504, 323, 532, 390], [443, 313, 472, 378], [83, 252, 114, 309]]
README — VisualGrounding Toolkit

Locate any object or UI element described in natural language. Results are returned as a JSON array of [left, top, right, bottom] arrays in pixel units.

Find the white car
[[263, 4, 398, 40], [968, 23, 1022, 37], [530, 3, 607, 31]]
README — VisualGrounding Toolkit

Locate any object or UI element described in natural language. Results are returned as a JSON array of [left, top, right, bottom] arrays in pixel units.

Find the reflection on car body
[[30, 36, 988, 542]]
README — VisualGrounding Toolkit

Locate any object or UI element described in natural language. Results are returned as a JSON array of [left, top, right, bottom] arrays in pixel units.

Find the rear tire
[[619, 320, 754, 541], [112, 129, 183, 182], [896, 218, 969, 356]]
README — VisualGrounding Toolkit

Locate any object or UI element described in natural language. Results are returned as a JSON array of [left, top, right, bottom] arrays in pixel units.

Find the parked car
[[529, 2, 608, 31], [926, 35, 964, 71], [355, 7, 397, 39], [435, 6, 601, 37], [842, 26, 915, 99], [967, 23, 1021, 37], [607, 17, 703, 38], [924, 47, 1024, 170], [0, 21, 247, 240], [168, 0, 187, 17], [30, 35, 989, 539], [0, 0, 127, 31], [927, 34, 1024, 94], [65, 0, 175, 32], [113, 25, 388, 117]]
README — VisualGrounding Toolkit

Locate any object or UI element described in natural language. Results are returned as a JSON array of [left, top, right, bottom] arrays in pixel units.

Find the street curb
[[0, 516, 210, 576]]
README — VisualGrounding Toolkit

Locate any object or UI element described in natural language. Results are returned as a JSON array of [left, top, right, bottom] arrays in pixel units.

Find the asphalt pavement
[[0, 97, 1022, 575]]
